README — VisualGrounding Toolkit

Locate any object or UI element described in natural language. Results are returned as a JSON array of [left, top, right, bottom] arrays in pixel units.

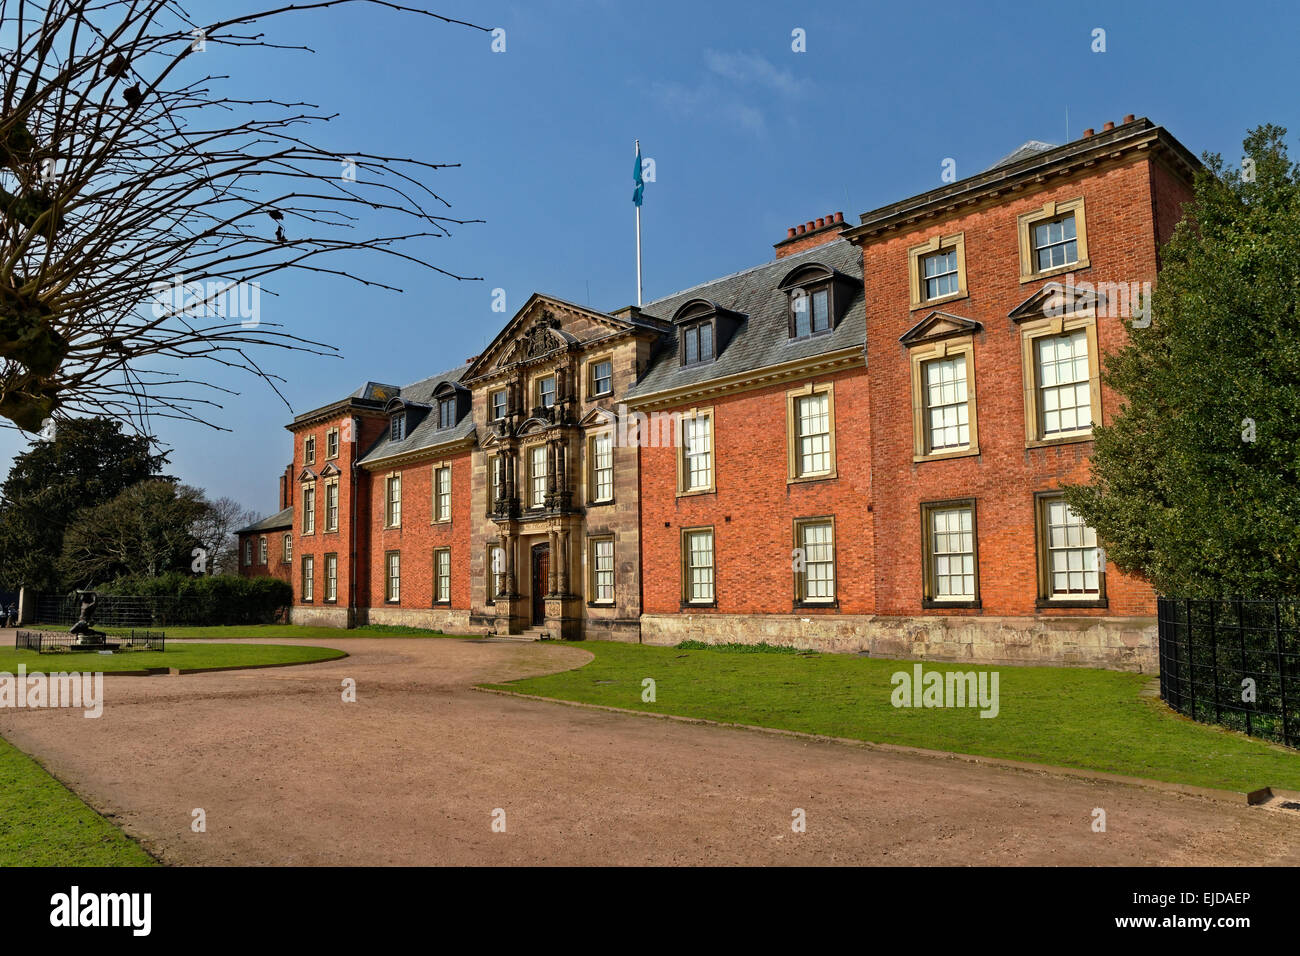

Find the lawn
[[0, 736, 155, 866], [0, 642, 346, 673], [483, 641, 1300, 793], [80, 623, 456, 640]]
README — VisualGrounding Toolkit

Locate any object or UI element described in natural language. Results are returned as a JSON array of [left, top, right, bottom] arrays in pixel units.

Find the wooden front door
[[531, 544, 549, 626]]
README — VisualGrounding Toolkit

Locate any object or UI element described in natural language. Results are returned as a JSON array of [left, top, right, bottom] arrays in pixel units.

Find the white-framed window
[[530, 445, 547, 508], [590, 537, 614, 604], [244, 539, 253, 566], [325, 553, 338, 602], [258, 536, 267, 565], [1041, 497, 1101, 598], [386, 551, 401, 603], [1036, 329, 1092, 437], [590, 432, 614, 502], [683, 528, 715, 604], [590, 359, 613, 396], [491, 390, 508, 421], [435, 466, 451, 522], [1032, 213, 1078, 271], [681, 414, 713, 492], [385, 474, 402, 527], [304, 435, 315, 464], [283, 534, 292, 563], [924, 503, 977, 602], [796, 519, 835, 603], [487, 545, 503, 604], [302, 555, 314, 602], [326, 428, 339, 459], [433, 548, 451, 604], [302, 485, 315, 535], [325, 481, 339, 532], [923, 354, 971, 452], [922, 248, 960, 300], [390, 414, 405, 442], [794, 393, 831, 477], [536, 375, 556, 408]]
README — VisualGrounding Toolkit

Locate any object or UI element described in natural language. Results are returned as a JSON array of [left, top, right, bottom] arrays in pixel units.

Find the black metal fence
[[15, 629, 166, 654], [35, 592, 281, 628], [1157, 596, 1300, 749]]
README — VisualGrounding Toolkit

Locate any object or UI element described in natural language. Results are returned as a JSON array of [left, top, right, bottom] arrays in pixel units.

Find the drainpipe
[[349, 417, 358, 629]]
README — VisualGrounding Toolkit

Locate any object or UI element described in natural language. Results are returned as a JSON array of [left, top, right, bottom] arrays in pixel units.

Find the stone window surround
[[909, 335, 980, 463], [907, 232, 968, 311], [1018, 312, 1101, 448], [1016, 196, 1090, 283], [792, 515, 837, 608], [919, 497, 982, 609], [785, 382, 837, 483]]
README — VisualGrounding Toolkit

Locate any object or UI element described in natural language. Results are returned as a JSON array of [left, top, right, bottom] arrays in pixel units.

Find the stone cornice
[[357, 432, 477, 472], [624, 346, 865, 412], [843, 119, 1200, 243]]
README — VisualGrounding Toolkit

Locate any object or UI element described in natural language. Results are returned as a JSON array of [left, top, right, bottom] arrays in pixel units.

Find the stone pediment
[[495, 310, 577, 368], [462, 294, 643, 382], [1009, 281, 1107, 323], [297, 467, 317, 482], [899, 311, 983, 347]]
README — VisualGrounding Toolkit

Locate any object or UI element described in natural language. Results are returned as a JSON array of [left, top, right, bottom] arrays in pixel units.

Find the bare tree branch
[[0, 0, 487, 433]]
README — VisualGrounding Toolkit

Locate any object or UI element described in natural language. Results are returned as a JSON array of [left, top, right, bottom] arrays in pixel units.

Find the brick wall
[[639, 365, 873, 616], [858, 153, 1193, 621]]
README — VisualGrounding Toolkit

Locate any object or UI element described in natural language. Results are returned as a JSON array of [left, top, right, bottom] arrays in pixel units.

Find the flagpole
[[635, 139, 643, 307]]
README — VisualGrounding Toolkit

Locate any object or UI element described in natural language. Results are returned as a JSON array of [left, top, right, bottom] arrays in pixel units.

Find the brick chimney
[[774, 210, 848, 259], [280, 462, 295, 510]]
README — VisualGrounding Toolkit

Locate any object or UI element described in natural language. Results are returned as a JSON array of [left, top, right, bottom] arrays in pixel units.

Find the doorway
[[531, 543, 549, 626]]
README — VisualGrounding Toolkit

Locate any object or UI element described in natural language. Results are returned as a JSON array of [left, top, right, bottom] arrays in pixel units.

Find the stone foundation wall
[[357, 605, 484, 635], [639, 612, 1157, 672], [290, 605, 352, 628]]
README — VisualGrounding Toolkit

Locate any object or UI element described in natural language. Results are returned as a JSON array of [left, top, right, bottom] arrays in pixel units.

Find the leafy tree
[[1065, 124, 1300, 597], [0, 416, 169, 590], [59, 480, 208, 586]]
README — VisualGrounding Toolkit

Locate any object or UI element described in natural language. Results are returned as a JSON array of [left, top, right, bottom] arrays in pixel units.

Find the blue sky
[[5, 0, 1298, 515]]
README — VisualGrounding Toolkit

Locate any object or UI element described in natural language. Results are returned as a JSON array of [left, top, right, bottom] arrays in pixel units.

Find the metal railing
[[1157, 596, 1300, 749], [15, 628, 165, 653]]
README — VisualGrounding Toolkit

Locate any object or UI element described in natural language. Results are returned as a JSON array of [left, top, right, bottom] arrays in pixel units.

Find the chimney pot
[[1082, 128, 1094, 138], [1123, 113, 1135, 124], [834, 211, 844, 223], [796, 223, 806, 235], [816, 217, 825, 228], [787, 227, 796, 238], [806, 220, 816, 231], [1103, 120, 1115, 131]]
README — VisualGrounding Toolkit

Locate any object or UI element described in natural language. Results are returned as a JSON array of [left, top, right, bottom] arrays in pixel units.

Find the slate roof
[[626, 238, 865, 400], [236, 506, 293, 535], [984, 139, 1059, 172], [356, 363, 475, 465]]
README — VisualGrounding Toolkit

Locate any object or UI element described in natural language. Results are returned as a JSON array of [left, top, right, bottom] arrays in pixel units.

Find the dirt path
[[1, 636, 1296, 866]]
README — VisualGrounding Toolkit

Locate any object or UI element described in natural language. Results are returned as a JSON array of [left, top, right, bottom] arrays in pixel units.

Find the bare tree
[[191, 494, 260, 575], [1, 0, 486, 435]]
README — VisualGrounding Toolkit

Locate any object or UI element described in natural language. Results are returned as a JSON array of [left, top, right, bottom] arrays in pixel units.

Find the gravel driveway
[[1, 637, 1296, 866]]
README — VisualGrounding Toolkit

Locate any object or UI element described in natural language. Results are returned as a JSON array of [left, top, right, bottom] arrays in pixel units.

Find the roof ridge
[[641, 238, 854, 310]]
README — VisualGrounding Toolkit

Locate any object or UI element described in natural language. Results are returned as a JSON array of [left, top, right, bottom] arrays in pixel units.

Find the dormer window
[[791, 285, 831, 339], [390, 413, 405, 442], [780, 263, 848, 339], [438, 397, 456, 429], [681, 321, 714, 366]]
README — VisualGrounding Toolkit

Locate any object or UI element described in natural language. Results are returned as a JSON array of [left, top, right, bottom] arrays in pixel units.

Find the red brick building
[[236, 464, 294, 582], [248, 116, 1196, 670]]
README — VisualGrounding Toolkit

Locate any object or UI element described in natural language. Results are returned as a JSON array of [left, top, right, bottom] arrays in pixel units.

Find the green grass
[[0, 642, 345, 673], [484, 640, 1300, 793], [36, 623, 455, 641], [0, 736, 155, 866]]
